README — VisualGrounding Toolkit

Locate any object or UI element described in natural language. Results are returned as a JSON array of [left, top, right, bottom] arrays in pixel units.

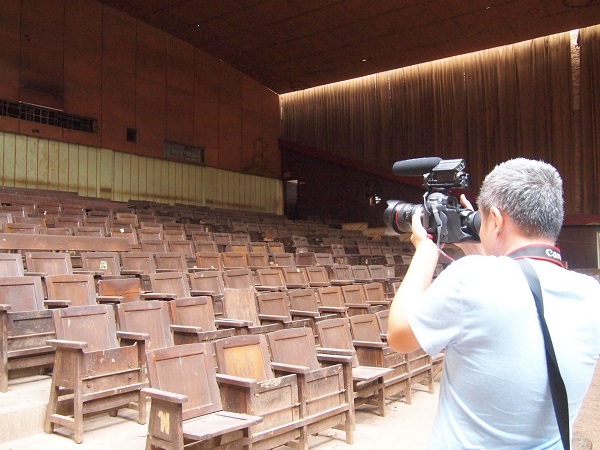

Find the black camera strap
[[512, 255, 570, 450]]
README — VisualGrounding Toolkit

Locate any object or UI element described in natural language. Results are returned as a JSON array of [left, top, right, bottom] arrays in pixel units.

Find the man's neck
[[502, 236, 556, 257]]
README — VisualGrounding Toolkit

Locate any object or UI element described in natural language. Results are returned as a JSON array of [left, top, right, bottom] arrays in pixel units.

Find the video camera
[[383, 157, 481, 245]]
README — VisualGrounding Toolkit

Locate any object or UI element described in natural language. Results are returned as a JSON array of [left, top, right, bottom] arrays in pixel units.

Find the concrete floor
[[1, 375, 439, 450]]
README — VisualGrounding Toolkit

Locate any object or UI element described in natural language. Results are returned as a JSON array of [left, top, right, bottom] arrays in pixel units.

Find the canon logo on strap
[[545, 248, 562, 261], [507, 245, 564, 267]]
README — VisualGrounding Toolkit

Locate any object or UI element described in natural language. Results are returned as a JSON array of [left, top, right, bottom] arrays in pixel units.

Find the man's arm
[[387, 211, 440, 353]]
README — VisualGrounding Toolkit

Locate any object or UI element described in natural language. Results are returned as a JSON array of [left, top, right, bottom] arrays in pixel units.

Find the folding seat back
[[97, 277, 144, 303], [25, 251, 73, 276], [154, 252, 188, 272], [148, 271, 192, 299], [116, 300, 173, 351], [44, 274, 100, 307], [221, 251, 248, 270], [214, 334, 302, 447], [80, 251, 122, 276], [141, 240, 169, 253], [0, 253, 25, 276]]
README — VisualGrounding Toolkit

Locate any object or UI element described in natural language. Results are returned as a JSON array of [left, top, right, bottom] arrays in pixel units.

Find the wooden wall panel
[[0, 117, 19, 135], [167, 86, 195, 145], [57, 141, 69, 191], [63, 0, 102, 148], [97, 148, 112, 199], [168, 38, 195, 91], [136, 78, 166, 158], [242, 76, 264, 113], [1, 133, 16, 186], [67, 143, 80, 193], [241, 109, 265, 173], [136, 22, 167, 83], [25, 137, 39, 188], [194, 95, 220, 156], [1, 1, 283, 186], [195, 50, 220, 99], [47, 140, 60, 191], [101, 66, 136, 153], [14, 135, 27, 188], [20, 0, 65, 110], [65, 0, 103, 65], [37, 139, 50, 190], [102, 7, 136, 73], [219, 62, 242, 107], [0, 0, 20, 101], [218, 102, 242, 172]]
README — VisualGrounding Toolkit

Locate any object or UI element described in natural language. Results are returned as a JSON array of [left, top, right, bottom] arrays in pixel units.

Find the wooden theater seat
[[266, 327, 354, 445], [0, 276, 55, 392], [349, 313, 411, 403], [315, 318, 392, 417], [143, 343, 262, 450], [45, 304, 147, 443], [214, 334, 303, 449]]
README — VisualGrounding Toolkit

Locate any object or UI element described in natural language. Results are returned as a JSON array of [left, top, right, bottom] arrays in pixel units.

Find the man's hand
[[454, 194, 485, 256], [409, 206, 438, 253]]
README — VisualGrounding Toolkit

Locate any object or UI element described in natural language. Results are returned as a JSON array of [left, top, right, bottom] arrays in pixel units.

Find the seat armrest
[[170, 324, 203, 334], [116, 331, 149, 342], [289, 309, 319, 318], [258, 314, 288, 322], [353, 340, 387, 349], [0, 304, 10, 312], [316, 353, 353, 365], [44, 299, 71, 308], [121, 269, 144, 276], [142, 387, 187, 404], [215, 318, 252, 328], [24, 271, 45, 277], [47, 339, 87, 349], [96, 295, 124, 304], [216, 373, 257, 388], [141, 292, 177, 300], [270, 362, 310, 375], [318, 347, 354, 356]]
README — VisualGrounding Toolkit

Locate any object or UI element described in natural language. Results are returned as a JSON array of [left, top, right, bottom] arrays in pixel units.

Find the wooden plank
[[0, 233, 131, 251]]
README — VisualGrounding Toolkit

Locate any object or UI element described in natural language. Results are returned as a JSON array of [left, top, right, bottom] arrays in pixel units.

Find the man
[[387, 158, 600, 449]]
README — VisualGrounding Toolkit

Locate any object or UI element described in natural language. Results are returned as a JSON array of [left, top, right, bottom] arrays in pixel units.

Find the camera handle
[[431, 206, 445, 249]]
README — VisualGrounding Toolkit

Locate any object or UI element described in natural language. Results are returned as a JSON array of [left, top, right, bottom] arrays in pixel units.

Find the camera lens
[[465, 211, 481, 237], [384, 200, 422, 234]]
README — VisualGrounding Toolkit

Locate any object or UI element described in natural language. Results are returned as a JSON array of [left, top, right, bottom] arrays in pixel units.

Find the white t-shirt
[[406, 255, 600, 449]]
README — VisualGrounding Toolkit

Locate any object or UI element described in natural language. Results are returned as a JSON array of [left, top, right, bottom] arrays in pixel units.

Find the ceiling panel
[[96, 0, 600, 93]]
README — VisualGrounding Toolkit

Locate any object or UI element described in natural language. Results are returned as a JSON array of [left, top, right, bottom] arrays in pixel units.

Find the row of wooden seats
[[1, 194, 409, 251], [47, 301, 355, 448], [1, 246, 405, 299], [0, 260, 391, 387], [43, 296, 427, 447], [2, 260, 438, 446], [0, 215, 409, 269]]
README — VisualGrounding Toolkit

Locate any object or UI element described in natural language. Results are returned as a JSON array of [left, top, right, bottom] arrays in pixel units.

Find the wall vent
[[0, 99, 96, 133]]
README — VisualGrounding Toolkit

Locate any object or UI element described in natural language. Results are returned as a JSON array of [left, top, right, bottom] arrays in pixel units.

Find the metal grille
[[0, 99, 96, 133]]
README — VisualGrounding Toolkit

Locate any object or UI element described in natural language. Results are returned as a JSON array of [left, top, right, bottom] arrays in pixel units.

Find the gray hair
[[476, 158, 564, 240]]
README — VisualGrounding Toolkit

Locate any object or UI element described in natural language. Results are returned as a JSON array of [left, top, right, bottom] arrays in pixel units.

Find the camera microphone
[[392, 157, 442, 176]]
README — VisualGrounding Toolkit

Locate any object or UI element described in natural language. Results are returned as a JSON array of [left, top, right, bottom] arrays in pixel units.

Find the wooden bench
[[0, 233, 131, 252]]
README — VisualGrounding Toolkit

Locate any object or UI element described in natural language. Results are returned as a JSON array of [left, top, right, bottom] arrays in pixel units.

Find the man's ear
[[489, 206, 504, 235]]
